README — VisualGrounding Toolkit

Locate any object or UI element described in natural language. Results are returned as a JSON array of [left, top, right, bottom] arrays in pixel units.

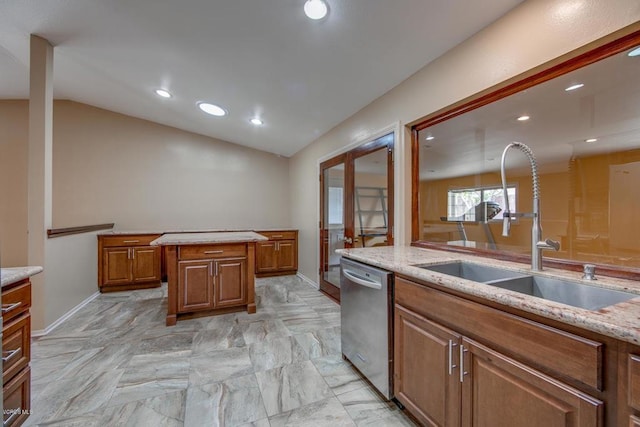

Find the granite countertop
[[337, 246, 640, 345], [99, 228, 297, 236], [150, 231, 268, 246], [1, 266, 43, 288]]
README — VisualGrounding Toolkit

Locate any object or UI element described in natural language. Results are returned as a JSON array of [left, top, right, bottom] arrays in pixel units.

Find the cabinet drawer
[[100, 234, 160, 247], [258, 231, 297, 240], [2, 281, 31, 323], [179, 244, 247, 260], [395, 277, 603, 390], [629, 354, 640, 411], [2, 313, 30, 385], [3, 366, 30, 427]]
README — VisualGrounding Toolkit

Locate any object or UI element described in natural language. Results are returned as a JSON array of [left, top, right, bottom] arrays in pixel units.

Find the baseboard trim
[[32, 291, 100, 337], [296, 272, 319, 290]]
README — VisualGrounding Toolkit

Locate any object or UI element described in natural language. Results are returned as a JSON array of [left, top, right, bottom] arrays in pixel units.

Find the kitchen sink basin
[[417, 261, 526, 283], [416, 261, 638, 310], [489, 275, 637, 310]]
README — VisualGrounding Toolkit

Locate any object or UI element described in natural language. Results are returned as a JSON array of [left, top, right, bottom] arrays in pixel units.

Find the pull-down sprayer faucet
[[500, 142, 559, 271]]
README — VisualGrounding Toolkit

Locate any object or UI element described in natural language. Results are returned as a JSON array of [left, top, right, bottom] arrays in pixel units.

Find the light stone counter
[[337, 246, 640, 345], [99, 228, 296, 236], [1, 266, 43, 288], [150, 231, 268, 246]]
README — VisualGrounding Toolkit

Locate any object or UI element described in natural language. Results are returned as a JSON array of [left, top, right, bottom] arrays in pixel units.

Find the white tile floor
[[25, 276, 417, 426]]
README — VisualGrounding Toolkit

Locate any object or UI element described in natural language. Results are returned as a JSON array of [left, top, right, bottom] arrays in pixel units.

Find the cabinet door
[[394, 304, 462, 427], [276, 240, 297, 271], [132, 246, 161, 282], [256, 241, 278, 273], [461, 337, 603, 427], [215, 258, 247, 307], [102, 247, 131, 285], [178, 260, 214, 312]]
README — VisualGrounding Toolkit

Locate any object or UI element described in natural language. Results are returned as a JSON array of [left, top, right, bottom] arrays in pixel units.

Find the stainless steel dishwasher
[[340, 257, 393, 399]]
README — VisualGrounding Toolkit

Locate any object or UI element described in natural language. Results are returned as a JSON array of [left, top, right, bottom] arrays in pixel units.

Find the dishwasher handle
[[342, 269, 382, 290]]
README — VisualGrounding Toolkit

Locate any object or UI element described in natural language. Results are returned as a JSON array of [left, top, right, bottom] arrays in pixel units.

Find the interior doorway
[[319, 133, 394, 301]]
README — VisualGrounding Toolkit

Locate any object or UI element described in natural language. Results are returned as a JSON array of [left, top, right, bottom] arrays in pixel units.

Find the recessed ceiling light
[[565, 83, 584, 91], [425, 135, 435, 141], [585, 138, 598, 143], [155, 89, 172, 98], [628, 47, 640, 57], [517, 115, 530, 121], [250, 118, 263, 126], [304, 0, 328, 20], [198, 102, 227, 117]]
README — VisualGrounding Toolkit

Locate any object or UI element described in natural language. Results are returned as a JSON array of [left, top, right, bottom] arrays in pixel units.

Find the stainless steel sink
[[416, 261, 638, 310], [489, 275, 637, 310], [417, 261, 526, 283]]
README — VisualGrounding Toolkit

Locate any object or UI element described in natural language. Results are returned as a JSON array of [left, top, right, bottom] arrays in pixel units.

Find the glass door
[[319, 133, 394, 302], [320, 155, 347, 301]]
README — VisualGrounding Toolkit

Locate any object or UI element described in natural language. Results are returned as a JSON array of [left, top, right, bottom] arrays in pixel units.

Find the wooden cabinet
[[394, 276, 604, 427], [2, 279, 32, 427], [98, 234, 161, 292], [394, 304, 461, 427], [255, 230, 298, 277], [166, 242, 255, 326]]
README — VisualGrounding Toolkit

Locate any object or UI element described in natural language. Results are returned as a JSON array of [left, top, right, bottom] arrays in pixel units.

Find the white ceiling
[[0, 0, 522, 157]]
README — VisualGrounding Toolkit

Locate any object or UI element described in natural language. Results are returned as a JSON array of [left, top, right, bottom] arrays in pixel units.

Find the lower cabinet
[[394, 276, 604, 427], [178, 257, 247, 313], [2, 279, 32, 427], [98, 234, 162, 292], [255, 230, 298, 277]]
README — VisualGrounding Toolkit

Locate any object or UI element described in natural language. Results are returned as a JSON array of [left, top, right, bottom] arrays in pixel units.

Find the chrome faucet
[[500, 142, 559, 271]]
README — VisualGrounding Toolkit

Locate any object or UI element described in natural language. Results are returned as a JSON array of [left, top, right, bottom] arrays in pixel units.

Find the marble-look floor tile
[[50, 370, 125, 420], [357, 411, 418, 426], [311, 355, 368, 395], [319, 311, 341, 328], [134, 329, 195, 354], [189, 347, 254, 386], [31, 330, 101, 359], [58, 343, 134, 379], [269, 397, 356, 427], [258, 283, 304, 305], [281, 313, 328, 334], [255, 360, 333, 417], [184, 374, 267, 427], [192, 321, 245, 354], [101, 389, 185, 427], [294, 327, 341, 359], [25, 413, 106, 427], [236, 419, 271, 427], [336, 386, 400, 425], [242, 319, 291, 345], [249, 336, 309, 372], [108, 350, 191, 406]]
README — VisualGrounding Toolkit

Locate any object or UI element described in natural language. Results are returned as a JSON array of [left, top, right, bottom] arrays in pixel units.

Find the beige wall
[[0, 101, 29, 267], [53, 101, 290, 230], [1, 100, 291, 330], [290, 0, 640, 282]]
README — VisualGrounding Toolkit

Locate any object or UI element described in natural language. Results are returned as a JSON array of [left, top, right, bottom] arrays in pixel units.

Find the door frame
[[318, 133, 395, 301]]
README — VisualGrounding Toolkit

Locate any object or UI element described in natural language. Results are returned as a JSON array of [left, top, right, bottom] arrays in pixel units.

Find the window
[[328, 187, 344, 224], [447, 185, 516, 222]]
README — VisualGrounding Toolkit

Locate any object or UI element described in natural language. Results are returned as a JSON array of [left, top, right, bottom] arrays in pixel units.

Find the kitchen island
[[151, 231, 267, 326]]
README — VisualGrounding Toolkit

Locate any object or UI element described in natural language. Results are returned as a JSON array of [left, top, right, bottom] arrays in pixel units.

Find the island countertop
[[150, 231, 268, 246], [337, 245, 640, 345], [1, 266, 43, 288]]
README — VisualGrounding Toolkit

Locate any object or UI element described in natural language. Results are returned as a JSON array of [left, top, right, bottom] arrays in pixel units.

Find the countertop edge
[[1, 266, 44, 288], [150, 231, 269, 246]]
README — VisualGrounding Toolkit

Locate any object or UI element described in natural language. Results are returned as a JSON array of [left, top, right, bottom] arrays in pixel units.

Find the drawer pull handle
[[4, 410, 20, 426], [272, 235, 283, 238], [448, 340, 457, 375], [204, 250, 224, 254], [2, 349, 20, 363], [123, 240, 139, 243], [1, 302, 21, 313], [459, 345, 469, 383]]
